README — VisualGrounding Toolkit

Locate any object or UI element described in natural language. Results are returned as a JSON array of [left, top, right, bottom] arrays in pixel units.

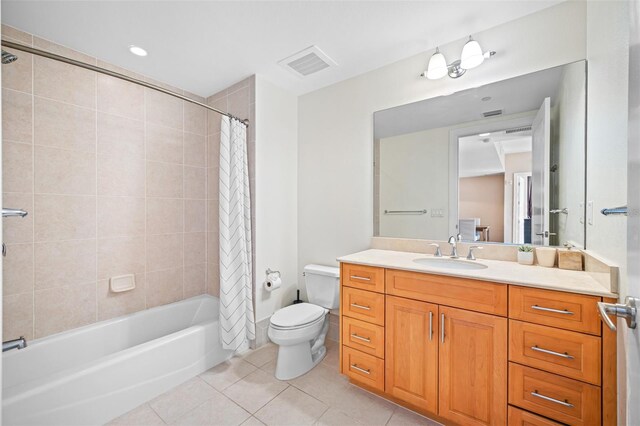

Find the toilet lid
[[270, 303, 327, 328]]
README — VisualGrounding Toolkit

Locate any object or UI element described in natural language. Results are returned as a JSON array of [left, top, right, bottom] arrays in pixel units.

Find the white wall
[[298, 1, 587, 288], [254, 76, 298, 322]]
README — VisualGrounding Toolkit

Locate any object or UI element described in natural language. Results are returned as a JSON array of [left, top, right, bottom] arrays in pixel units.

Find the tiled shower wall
[[1, 25, 217, 340]]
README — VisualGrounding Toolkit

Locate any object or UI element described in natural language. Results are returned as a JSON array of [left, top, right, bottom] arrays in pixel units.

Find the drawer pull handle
[[350, 275, 371, 281], [441, 313, 445, 343], [350, 364, 371, 375], [531, 391, 574, 408], [350, 303, 371, 311], [531, 345, 574, 359], [531, 305, 574, 315], [429, 311, 433, 341], [351, 333, 371, 343]]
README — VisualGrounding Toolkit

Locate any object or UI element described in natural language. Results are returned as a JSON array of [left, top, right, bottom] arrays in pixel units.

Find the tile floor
[[107, 340, 441, 426]]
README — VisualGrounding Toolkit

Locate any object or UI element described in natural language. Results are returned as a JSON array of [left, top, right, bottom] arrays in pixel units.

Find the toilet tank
[[304, 264, 340, 309]]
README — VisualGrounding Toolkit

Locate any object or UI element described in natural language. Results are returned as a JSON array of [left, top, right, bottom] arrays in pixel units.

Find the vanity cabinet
[[339, 262, 616, 426]]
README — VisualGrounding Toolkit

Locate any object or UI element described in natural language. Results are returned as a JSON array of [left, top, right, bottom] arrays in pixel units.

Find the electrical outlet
[[431, 208, 444, 218]]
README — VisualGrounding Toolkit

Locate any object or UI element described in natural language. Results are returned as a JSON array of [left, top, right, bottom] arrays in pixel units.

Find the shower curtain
[[219, 116, 255, 351]]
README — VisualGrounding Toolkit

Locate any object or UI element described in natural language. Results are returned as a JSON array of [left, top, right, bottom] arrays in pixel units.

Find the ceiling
[[459, 130, 532, 178], [2, 1, 561, 97]]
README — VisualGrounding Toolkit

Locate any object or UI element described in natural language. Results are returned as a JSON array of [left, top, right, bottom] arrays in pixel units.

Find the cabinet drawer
[[508, 406, 563, 426], [342, 317, 384, 358], [341, 263, 385, 293], [342, 286, 385, 326], [342, 346, 385, 392], [509, 363, 601, 426], [509, 320, 601, 385], [509, 287, 601, 335], [386, 268, 507, 316]]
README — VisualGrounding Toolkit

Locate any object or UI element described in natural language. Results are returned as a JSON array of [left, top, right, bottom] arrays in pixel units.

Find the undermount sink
[[413, 257, 488, 270]]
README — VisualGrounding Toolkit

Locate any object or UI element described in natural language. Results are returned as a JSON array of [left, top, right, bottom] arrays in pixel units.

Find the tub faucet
[[448, 235, 460, 259], [3, 336, 27, 352]]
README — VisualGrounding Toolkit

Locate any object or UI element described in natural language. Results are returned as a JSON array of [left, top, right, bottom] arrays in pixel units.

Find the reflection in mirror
[[374, 61, 586, 247]]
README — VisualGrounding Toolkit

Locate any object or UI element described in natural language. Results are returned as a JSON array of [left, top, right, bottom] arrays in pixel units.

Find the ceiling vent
[[505, 125, 532, 134], [482, 109, 503, 118], [278, 46, 337, 77]]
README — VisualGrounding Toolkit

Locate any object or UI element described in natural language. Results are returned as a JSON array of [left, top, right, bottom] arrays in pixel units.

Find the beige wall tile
[[3, 243, 34, 296], [98, 154, 145, 197], [2, 51, 33, 93], [97, 274, 146, 321], [98, 236, 145, 280], [207, 134, 220, 169], [34, 239, 96, 289], [3, 193, 33, 244], [145, 89, 183, 130], [4, 293, 34, 340], [146, 267, 183, 308], [185, 199, 206, 233], [34, 282, 97, 338], [207, 261, 220, 296], [33, 37, 96, 64], [146, 161, 183, 198], [146, 124, 183, 164], [228, 86, 250, 119], [146, 198, 183, 235], [184, 132, 206, 168], [184, 232, 206, 266], [97, 196, 145, 238], [184, 166, 206, 199], [2, 25, 33, 45], [184, 263, 206, 299], [207, 100, 226, 135], [97, 113, 145, 159], [34, 57, 96, 108], [146, 233, 183, 272], [2, 89, 33, 143], [97, 74, 144, 120], [184, 102, 207, 135], [207, 167, 219, 201], [34, 194, 95, 241], [3, 141, 33, 193], [207, 201, 219, 233], [34, 146, 96, 195], [34, 97, 96, 153]]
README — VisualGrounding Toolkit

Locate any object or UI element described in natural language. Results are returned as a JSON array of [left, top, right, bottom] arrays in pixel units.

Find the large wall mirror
[[374, 61, 586, 247]]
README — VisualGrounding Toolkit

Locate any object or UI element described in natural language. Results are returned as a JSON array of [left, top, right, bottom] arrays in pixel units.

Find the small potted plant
[[517, 245, 534, 265]]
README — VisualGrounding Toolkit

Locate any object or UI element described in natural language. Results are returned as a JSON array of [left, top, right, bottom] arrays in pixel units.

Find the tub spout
[[3, 336, 27, 352]]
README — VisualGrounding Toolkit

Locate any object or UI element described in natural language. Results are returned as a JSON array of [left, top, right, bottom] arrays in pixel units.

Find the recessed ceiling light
[[479, 132, 491, 137], [129, 45, 147, 57]]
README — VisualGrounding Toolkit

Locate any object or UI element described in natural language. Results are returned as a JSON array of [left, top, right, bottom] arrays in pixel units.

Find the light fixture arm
[[420, 34, 496, 80]]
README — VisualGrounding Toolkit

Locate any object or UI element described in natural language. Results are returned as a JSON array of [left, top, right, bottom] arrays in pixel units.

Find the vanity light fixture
[[129, 45, 148, 57], [421, 35, 495, 80]]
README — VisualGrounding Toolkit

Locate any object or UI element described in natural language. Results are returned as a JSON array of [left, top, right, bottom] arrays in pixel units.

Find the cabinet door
[[385, 296, 438, 413], [439, 306, 507, 426]]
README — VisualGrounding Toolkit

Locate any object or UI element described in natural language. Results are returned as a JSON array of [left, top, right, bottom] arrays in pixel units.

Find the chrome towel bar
[[384, 209, 427, 215], [601, 206, 627, 216]]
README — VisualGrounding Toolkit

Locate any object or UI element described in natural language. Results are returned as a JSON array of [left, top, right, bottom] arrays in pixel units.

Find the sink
[[413, 257, 488, 270]]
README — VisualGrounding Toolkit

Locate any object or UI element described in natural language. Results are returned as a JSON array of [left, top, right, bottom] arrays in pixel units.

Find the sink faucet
[[3, 336, 27, 352], [467, 246, 483, 260], [448, 235, 460, 258]]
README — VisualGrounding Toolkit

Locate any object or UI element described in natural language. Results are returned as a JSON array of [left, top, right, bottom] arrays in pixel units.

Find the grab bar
[[384, 209, 427, 215], [601, 206, 627, 216]]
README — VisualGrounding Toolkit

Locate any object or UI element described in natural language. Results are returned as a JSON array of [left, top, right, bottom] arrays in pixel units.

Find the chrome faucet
[[429, 243, 442, 257], [3, 336, 27, 352], [448, 235, 460, 258], [467, 246, 483, 260]]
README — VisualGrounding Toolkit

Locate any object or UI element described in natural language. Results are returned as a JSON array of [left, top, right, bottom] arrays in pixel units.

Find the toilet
[[268, 264, 340, 380]]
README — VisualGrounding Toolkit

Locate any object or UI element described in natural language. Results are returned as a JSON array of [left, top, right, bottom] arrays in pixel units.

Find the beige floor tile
[[199, 356, 257, 391], [240, 417, 265, 426], [258, 359, 277, 377], [255, 386, 327, 426], [222, 369, 288, 414], [107, 403, 166, 426], [172, 390, 250, 426], [314, 408, 365, 426], [387, 407, 442, 426], [242, 343, 277, 367], [149, 377, 218, 424], [321, 340, 339, 370]]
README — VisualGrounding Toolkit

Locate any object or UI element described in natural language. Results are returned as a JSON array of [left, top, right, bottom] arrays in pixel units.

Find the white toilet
[[268, 264, 340, 380]]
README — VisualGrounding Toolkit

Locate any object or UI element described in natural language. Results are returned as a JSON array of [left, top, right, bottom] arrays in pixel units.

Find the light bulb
[[460, 36, 484, 70], [426, 47, 447, 80]]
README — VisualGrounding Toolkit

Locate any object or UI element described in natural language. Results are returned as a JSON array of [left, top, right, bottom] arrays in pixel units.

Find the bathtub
[[3, 295, 233, 425]]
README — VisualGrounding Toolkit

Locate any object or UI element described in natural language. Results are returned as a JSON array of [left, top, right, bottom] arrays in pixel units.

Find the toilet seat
[[270, 303, 327, 330]]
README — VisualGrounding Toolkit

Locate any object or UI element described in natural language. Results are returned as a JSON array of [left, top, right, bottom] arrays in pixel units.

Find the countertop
[[337, 249, 617, 298]]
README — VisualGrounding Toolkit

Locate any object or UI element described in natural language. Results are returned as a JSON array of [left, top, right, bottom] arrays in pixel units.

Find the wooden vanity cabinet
[[338, 262, 615, 426]]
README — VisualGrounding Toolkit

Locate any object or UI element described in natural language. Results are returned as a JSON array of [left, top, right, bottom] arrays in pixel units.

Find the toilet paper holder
[[266, 268, 280, 279]]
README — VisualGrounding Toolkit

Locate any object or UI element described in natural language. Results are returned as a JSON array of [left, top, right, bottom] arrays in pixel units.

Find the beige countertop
[[337, 249, 617, 298]]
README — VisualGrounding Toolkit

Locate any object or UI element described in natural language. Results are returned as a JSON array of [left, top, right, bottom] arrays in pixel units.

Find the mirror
[[374, 61, 586, 247]]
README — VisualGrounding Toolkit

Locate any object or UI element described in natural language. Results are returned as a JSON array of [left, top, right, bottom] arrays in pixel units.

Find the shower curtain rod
[[1, 39, 249, 126]]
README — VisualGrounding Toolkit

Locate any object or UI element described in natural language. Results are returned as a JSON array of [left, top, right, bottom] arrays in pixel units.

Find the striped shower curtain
[[219, 116, 255, 351]]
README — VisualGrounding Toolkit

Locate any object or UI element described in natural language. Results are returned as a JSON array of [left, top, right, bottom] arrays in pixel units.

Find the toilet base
[[274, 342, 326, 380]]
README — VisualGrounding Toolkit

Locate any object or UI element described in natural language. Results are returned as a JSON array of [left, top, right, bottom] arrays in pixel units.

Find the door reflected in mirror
[[374, 61, 586, 247]]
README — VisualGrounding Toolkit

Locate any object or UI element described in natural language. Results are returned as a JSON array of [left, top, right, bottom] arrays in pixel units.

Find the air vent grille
[[278, 46, 337, 77], [482, 109, 503, 118], [505, 125, 532, 134]]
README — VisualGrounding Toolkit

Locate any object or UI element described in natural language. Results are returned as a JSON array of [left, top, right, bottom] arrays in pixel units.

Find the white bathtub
[[3, 295, 232, 426]]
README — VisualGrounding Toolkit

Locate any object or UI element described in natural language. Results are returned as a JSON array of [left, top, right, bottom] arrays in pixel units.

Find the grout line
[[94, 69, 99, 323], [30, 50, 36, 339]]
